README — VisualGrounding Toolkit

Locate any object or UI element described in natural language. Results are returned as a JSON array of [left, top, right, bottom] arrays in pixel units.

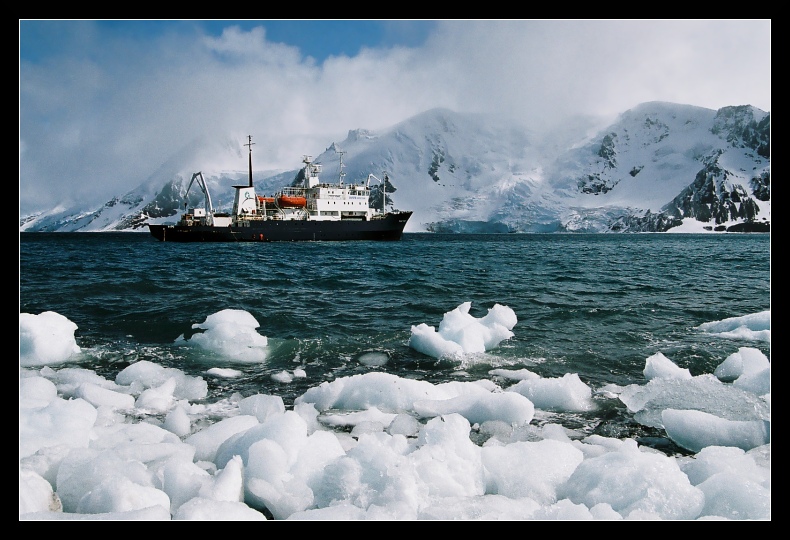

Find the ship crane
[[367, 173, 390, 211], [183, 171, 215, 226]]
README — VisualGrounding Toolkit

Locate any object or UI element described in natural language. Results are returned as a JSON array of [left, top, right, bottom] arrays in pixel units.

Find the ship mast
[[245, 135, 255, 188], [337, 150, 346, 185], [383, 173, 389, 211]]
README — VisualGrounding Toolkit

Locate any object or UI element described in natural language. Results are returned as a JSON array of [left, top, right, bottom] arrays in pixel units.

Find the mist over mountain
[[19, 102, 770, 234]]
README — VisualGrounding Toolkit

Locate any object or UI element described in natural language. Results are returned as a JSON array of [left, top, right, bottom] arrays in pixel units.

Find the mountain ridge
[[19, 101, 770, 234]]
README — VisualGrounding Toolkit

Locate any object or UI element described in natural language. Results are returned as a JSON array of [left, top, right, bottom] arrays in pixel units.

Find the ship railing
[[304, 181, 369, 192], [278, 187, 307, 196]]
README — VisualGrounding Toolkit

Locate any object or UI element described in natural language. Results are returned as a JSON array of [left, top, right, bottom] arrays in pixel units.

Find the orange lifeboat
[[277, 195, 307, 208], [257, 196, 275, 205]]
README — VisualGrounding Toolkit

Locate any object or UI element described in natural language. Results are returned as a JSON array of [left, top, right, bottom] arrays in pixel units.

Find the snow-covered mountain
[[19, 102, 770, 234]]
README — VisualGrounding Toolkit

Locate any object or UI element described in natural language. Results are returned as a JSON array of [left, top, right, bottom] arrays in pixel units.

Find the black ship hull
[[149, 212, 413, 242]]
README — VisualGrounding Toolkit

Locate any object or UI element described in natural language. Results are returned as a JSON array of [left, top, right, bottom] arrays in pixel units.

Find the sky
[[19, 19, 771, 217], [20, 306, 770, 519]]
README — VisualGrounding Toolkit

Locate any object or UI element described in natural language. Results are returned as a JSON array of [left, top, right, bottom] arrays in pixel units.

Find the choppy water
[[19, 232, 771, 452]]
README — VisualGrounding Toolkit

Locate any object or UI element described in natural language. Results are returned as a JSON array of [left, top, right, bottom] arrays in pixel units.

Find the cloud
[[422, 20, 770, 127], [19, 20, 770, 216]]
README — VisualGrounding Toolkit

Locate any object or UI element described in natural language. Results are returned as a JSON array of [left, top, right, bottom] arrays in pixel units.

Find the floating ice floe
[[19, 311, 81, 367], [176, 309, 269, 363], [408, 302, 517, 359]]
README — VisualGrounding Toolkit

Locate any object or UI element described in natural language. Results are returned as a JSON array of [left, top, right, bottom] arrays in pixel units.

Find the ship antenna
[[245, 135, 255, 188]]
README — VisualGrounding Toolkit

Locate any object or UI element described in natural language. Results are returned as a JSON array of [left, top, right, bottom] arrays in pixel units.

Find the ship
[[148, 136, 412, 242]]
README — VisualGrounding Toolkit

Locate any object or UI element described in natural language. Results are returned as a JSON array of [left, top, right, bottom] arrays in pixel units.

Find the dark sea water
[[19, 232, 771, 452]]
